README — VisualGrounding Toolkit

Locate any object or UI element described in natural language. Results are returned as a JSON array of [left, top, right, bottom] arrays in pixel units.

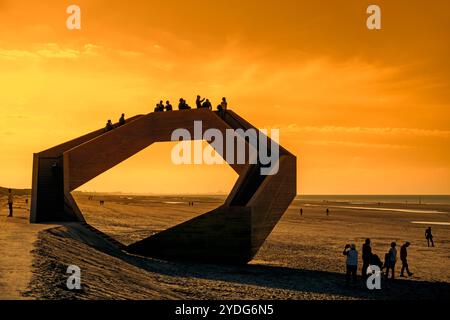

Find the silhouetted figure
[[343, 244, 358, 285], [100, 200, 105, 206], [202, 99, 212, 110], [196, 95, 205, 109], [165, 101, 173, 111], [425, 227, 434, 247], [7, 189, 13, 217], [400, 242, 413, 277], [105, 120, 114, 132], [300, 208, 303, 216], [362, 238, 372, 279], [217, 97, 228, 116], [326, 208, 329, 216], [118, 113, 126, 126], [178, 98, 191, 110], [154, 101, 164, 112], [25, 199, 28, 205], [385, 242, 397, 280], [370, 254, 383, 269], [220, 97, 228, 110]]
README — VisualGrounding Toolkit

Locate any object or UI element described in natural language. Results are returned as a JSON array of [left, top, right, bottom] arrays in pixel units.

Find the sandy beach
[[1, 194, 448, 300]]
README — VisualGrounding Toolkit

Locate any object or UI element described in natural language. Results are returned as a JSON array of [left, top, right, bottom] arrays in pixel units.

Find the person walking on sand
[[300, 208, 303, 216], [425, 227, 434, 247], [400, 242, 413, 277], [385, 242, 397, 280], [7, 189, 13, 217], [343, 244, 358, 285], [326, 208, 329, 216], [362, 238, 372, 279]]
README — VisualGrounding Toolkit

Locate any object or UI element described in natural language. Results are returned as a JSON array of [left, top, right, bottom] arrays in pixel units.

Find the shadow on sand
[[45, 223, 450, 300]]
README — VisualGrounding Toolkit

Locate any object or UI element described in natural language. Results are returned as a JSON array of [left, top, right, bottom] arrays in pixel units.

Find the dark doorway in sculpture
[[30, 109, 297, 264]]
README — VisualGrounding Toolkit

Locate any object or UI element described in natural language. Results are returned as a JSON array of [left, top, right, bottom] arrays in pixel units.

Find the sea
[[295, 195, 450, 205]]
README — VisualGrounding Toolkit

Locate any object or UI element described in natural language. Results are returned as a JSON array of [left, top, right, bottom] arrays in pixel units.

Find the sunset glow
[[1, 0, 449, 194]]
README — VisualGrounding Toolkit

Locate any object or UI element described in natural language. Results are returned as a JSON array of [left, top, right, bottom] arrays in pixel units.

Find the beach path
[[0, 199, 53, 299]]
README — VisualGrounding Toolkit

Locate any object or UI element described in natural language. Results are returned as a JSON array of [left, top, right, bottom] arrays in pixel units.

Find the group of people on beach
[[343, 239, 412, 285], [103, 96, 229, 133], [342, 229, 434, 287], [153, 95, 228, 113]]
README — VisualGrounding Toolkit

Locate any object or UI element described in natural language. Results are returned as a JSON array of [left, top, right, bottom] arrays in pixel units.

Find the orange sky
[[1, 0, 449, 194]]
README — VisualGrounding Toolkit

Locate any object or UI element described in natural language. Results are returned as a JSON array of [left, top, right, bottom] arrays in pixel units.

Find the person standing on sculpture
[[196, 95, 205, 109], [7, 189, 13, 217], [118, 113, 126, 126], [202, 99, 212, 110], [165, 101, 173, 111]]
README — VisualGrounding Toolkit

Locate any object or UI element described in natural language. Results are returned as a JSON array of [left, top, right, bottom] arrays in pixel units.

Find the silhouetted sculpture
[[196, 95, 205, 109], [118, 113, 126, 126], [105, 120, 113, 132], [30, 108, 296, 264], [400, 242, 413, 277], [425, 227, 434, 247], [385, 242, 397, 280], [343, 244, 358, 285], [165, 101, 173, 111], [202, 99, 212, 110], [362, 238, 372, 278], [7, 189, 13, 217]]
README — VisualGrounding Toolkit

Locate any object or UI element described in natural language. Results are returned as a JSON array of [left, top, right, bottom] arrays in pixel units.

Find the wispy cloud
[[304, 140, 411, 149], [271, 124, 450, 138], [0, 43, 102, 60]]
